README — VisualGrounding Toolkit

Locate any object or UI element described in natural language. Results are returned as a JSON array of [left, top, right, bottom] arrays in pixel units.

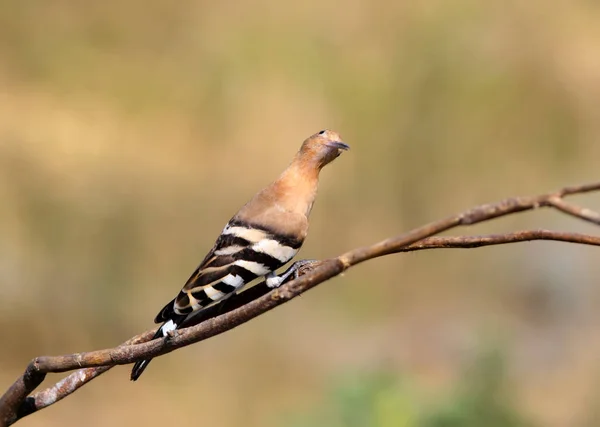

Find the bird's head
[[299, 129, 350, 168]]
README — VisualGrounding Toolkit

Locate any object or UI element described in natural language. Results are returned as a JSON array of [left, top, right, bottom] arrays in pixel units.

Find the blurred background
[[1, 0, 600, 426]]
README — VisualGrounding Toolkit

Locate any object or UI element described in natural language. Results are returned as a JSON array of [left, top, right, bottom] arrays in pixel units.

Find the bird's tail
[[130, 318, 180, 381]]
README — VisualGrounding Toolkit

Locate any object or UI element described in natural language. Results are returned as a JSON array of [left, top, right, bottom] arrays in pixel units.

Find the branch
[[546, 196, 600, 225], [12, 330, 157, 421], [397, 229, 600, 251], [1, 181, 600, 426]]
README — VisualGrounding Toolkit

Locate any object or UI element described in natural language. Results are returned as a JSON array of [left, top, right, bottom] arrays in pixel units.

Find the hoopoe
[[130, 130, 349, 380]]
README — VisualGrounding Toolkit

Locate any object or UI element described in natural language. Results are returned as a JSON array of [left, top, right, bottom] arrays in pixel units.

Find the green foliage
[[285, 372, 418, 427], [421, 350, 532, 427], [284, 350, 533, 427]]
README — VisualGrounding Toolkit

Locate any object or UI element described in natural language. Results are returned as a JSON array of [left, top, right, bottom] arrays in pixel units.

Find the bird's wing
[[155, 219, 302, 323]]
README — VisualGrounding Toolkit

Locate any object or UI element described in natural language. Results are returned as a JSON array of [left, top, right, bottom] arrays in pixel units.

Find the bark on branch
[[1, 181, 599, 427]]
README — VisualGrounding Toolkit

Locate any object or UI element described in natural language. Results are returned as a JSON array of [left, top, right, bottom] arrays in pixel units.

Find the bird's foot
[[266, 259, 319, 288], [266, 272, 284, 288]]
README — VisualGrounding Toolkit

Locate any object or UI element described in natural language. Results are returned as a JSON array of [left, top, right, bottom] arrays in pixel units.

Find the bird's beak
[[327, 141, 350, 151]]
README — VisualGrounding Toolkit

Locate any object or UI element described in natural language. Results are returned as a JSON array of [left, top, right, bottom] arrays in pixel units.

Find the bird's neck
[[272, 156, 321, 217]]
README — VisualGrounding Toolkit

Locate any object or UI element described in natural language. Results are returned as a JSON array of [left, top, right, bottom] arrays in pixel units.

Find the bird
[[130, 129, 349, 380]]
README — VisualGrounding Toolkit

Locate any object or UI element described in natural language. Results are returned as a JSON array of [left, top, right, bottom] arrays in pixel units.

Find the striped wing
[[155, 221, 302, 323]]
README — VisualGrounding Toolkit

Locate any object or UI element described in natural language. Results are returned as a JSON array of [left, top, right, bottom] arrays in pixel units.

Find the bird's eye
[[318, 130, 326, 135]]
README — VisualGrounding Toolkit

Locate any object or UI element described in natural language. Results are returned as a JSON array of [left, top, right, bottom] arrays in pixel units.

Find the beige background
[[1, 1, 600, 426]]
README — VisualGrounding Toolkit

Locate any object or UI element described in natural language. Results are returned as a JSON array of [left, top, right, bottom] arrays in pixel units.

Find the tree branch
[[1, 181, 600, 426], [546, 196, 600, 225], [397, 230, 600, 251]]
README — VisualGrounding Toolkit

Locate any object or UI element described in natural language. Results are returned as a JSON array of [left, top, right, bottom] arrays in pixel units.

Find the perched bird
[[130, 129, 349, 380]]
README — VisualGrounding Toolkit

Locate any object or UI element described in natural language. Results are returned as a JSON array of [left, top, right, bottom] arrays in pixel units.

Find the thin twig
[[546, 196, 600, 225], [397, 230, 600, 251], [1, 181, 600, 427]]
